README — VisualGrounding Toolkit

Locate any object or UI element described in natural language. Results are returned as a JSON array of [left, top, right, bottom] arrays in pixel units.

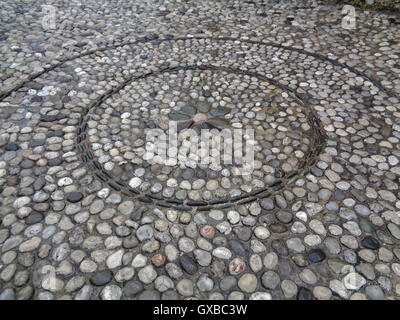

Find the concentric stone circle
[[77, 59, 326, 210]]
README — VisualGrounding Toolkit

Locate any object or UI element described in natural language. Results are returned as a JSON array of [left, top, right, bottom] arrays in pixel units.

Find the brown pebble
[[7, 176, 19, 186], [269, 223, 288, 233], [21, 150, 32, 157], [292, 253, 309, 267], [229, 258, 246, 275], [152, 253, 166, 267], [200, 225, 215, 238]]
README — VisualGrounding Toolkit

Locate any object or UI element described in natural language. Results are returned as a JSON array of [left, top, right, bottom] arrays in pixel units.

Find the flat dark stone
[[34, 167, 46, 176], [278, 259, 293, 276], [182, 169, 194, 180], [276, 211, 293, 224], [233, 226, 252, 241], [344, 249, 359, 265], [48, 130, 63, 138], [25, 212, 43, 225], [210, 106, 229, 117], [179, 255, 197, 275], [310, 167, 323, 177], [149, 91, 157, 98], [33, 203, 49, 212], [177, 120, 194, 132], [181, 106, 196, 115], [40, 115, 57, 122], [308, 249, 326, 263], [316, 264, 331, 278], [30, 140, 45, 147], [59, 75, 73, 83], [168, 112, 190, 120], [325, 201, 338, 211], [197, 101, 211, 113], [359, 218, 374, 233], [48, 158, 63, 166], [269, 223, 288, 233], [334, 190, 345, 201], [137, 290, 160, 300], [260, 197, 275, 210], [206, 118, 229, 127], [5, 144, 19, 151], [67, 192, 83, 203], [33, 176, 45, 191], [229, 239, 246, 256], [274, 169, 285, 179], [200, 121, 217, 130], [31, 96, 42, 102], [131, 206, 145, 221], [123, 280, 143, 297], [90, 270, 113, 286], [271, 240, 288, 256], [351, 189, 366, 203], [161, 290, 180, 300], [361, 236, 380, 250], [20, 159, 34, 169], [19, 188, 34, 196], [297, 287, 314, 300]]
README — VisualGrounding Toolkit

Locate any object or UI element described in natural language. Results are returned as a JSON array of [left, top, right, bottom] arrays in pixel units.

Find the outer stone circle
[[77, 57, 325, 210]]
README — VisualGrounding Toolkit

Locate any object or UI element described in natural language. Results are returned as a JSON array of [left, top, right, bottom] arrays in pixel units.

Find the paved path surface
[[0, 0, 400, 300]]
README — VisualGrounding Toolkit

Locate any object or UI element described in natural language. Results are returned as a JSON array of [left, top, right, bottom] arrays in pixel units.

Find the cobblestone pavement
[[1, 0, 400, 300]]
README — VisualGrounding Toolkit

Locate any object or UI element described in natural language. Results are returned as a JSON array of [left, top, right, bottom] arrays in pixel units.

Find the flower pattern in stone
[[168, 101, 230, 133]]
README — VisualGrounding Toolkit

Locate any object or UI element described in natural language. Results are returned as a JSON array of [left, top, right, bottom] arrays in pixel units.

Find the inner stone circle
[[82, 64, 323, 208]]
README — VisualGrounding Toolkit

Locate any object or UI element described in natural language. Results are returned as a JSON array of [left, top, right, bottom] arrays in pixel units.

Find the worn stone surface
[[0, 0, 399, 301]]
